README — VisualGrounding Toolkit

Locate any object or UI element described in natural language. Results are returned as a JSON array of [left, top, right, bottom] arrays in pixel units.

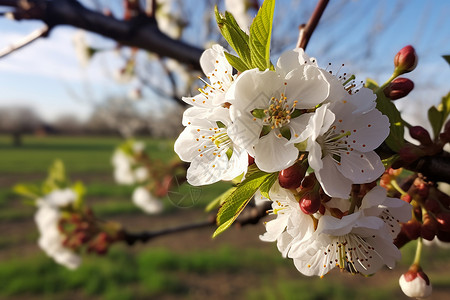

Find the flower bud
[[299, 192, 321, 215], [384, 77, 414, 100], [437, 230, 450, 242], [278, 162, 308, 189], [399, 144, 425, 164], [402, 219, 422, 240], [248, 155, 255, 166], [399, 265, 432, 298], [436, 212, 450, 232], [409, 126, 433, 146], [394, 45, 418, 75], [421, 213, 438, 241]]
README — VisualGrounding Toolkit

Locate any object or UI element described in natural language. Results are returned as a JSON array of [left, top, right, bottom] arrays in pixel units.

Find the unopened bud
[[402, 219, 421, 240], [399, 144, 425, 164], [401, 194, 412, 203], [394, 45, 418, 75], [278, 162, 307, 189], [300, 173, 316, 190], [421, 213, 438, 241], [424, 198, 440, 214], [399, 265, 432, 299], [299, 192, 321, 215], [409, 126, 432, 146], [248, 155, 255, 166], [436, 212, 450, 232], [384, 77, 414, 100], [437, 230, 450, 242]]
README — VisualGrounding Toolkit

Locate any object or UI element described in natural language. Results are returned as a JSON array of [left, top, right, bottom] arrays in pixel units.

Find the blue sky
[[0, 0, 449, 126]]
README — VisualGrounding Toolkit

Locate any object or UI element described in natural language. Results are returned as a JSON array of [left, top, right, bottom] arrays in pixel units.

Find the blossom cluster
[[175, 44, 412, 276], [112, 140, 164, 214]]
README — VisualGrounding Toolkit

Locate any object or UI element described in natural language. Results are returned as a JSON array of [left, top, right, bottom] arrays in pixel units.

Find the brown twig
[[296, 0, 329, 50], [0, 25, 49, 59], [122, 201, 272, 245], [0, 0, 203, 69]]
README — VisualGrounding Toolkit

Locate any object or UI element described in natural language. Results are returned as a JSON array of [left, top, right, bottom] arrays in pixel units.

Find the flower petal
[[338, 151, 385, 184], [254, 131, 298, 172]]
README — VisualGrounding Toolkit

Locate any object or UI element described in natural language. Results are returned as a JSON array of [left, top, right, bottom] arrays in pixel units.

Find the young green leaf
[[366, 78, 405, 152], [13, 183, 41, 200], [224, 52, 249, 73], [42, 159, 68, 194], [205, 186, 237, 212], [215, 6, 251, 69], [259, 172, 278, 199], [213, 168, 272, 238], [428, 92, 450, 139], [249, 0, 275, 71]]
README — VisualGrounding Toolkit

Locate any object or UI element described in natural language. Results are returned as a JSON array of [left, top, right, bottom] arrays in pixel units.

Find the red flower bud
[[384, 77, 414, 100], [436, 212, 450, 232], [399, 265, 432, 298], [398, 144, 425, 164], [409, 126, 432, 146], [278, 162, 307, 189], [402, 219, 422, 240], [299, 192, 321, 215], [401, 193, 412, 203], [248, 155, 255, 166], [394, 45, 418, 75], [300, 173, 316, 190], [437, 230, 450, 242], [424, 198, 440, 213], [421, 213, 438, 241]]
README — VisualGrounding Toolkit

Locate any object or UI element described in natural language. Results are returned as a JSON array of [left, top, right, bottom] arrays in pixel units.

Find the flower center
[[262, 93, 298, 129], [318, 127, 351, 161]]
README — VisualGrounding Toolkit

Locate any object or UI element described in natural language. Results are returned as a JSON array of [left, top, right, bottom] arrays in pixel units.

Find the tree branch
[[0, 25, 49, 59], [406, 153, 450, 183], [296, 0, 329, 50], [1, 0, 203, 70], [122, 202, 272, 245]]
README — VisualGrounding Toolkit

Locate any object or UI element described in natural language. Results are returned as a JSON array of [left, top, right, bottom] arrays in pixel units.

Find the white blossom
[[132, 186, 164, 214], [226, 49, 335, 172], [175, 106, 248, 185], [289, 85, 388, 198], [112, 141, 148, 185], [35, 189, 81, 270], [182, 44, 236, 107], [260, 183, 314, 256]]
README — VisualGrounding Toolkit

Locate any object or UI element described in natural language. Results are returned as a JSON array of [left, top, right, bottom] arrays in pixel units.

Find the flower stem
[[413, 237, 423, 265], [390, 179, 408, 196]]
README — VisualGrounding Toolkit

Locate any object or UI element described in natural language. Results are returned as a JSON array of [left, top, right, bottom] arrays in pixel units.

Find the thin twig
[[122, 201, 272, 245], [296, 0, 329, 50], [0, 25, 49, 59], [0, 0, 18, 7]]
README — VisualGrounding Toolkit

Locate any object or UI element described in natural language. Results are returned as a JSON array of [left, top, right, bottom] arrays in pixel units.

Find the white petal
[[284, 66, 330, 109], [316, 155, 352, 198], [338, 151, 385, 183], [226, 69, 282, 111], [227, 114, 262, 152], [339, 108, 390, 152], [254, 131, 298, 172]]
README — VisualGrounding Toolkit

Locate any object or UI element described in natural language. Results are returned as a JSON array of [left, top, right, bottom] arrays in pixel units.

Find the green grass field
[[1, 135, 449, 299]]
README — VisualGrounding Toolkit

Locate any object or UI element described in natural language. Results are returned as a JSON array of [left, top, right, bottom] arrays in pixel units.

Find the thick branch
[[296, 0, 329, 50], [122, 202, 272, 245], [406, 153, 450, 183], [2, 0, 203, 69]]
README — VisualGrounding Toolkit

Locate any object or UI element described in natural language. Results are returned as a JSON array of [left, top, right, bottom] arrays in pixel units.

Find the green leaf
[[13, 183, 41, 200], [443, 55, 450, 66], [367, 78, 405, 152], [205, 187, 237, 212], [428, 92, 450, 139], [259, 172, 278, 199], [215, 6, 251, 69], [42, 159, 68, 194], [72, 181, 86, 209], [224, 52, 249, 73], [381, 154, 400, 168], [249, 0, 275, 71], [213, 168, 272, 238]]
